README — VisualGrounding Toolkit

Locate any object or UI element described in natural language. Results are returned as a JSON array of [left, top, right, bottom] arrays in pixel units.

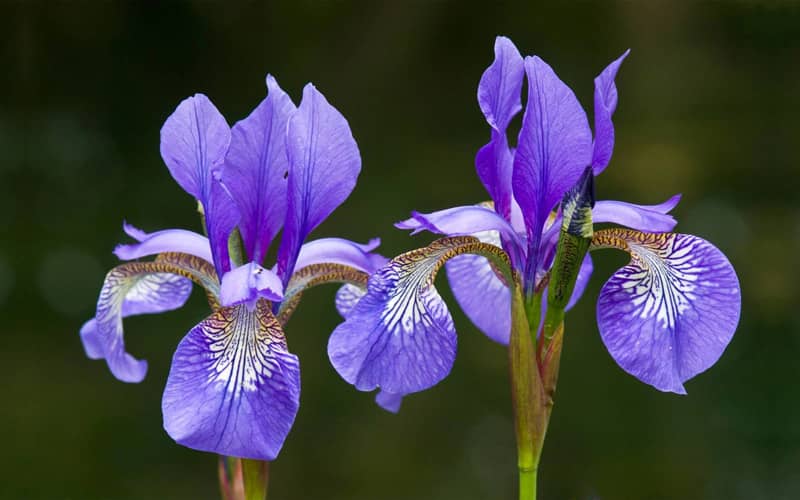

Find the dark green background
[[2, 2, 797, 499]]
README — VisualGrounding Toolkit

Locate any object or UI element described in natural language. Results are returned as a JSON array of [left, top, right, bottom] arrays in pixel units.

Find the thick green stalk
[[242, 459, 270, 500], [509, 284, 546, 500]]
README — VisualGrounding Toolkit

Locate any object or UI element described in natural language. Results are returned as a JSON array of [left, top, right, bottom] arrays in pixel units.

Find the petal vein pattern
[[85, 256, 219, 383], [328, 236, 510, 402], [162, 300, 300, 460], [593, 229, 740, 394]]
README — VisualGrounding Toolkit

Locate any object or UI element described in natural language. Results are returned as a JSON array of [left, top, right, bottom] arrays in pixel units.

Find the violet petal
[[445, 229, 511, 345], [223, 75, 296, 264], [277, 84, 361, 283], [328, 243, 460, 401], [219, 262, 284, 308], [114, 227, 213, 264], [294, 237, 387, 274], [593, 194, 681, 233], [512, 56, 593, 276], [596, 231, 741, 394], [162, 301, 300, 460], [476, 36, 524, 217], [86, 267, 193, 382], [591, 50, 630, 174], [160, 94, 238, 276]]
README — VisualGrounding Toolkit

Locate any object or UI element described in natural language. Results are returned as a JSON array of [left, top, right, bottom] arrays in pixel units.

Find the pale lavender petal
[[162, 301, 300, 460], [512, 56, 593, 277], [222, 75, 296, 264], [592, 50, 630, 174], [80, 319, 104, 359], [114, 227, 213, 264], [565, 253, 593, 311], [277, 84, 361, 283], [88, 266, 193, 382], [294, 237, 387, 274], [375, 390, 403, 414], [122, 221, 148, 242], [395, 205, 525, 268], [328, 242, 459, 399], [593, 194, 681, 233], [476, 37, 524, 217], [219, 262, 284, 308], [596, 231, 741, 394], [159, 94, 237, 275], [335, 283, 367, 318], [445, 229, 511, 344]]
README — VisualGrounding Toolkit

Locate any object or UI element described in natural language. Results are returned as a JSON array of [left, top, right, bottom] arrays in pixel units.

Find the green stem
[[242, 459, 270, 500], [509, 285, 545, 500], [519, 465, 538, 500]]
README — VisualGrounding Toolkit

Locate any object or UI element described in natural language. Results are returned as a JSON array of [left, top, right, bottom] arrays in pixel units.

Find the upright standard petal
[[162, 300, 301, 460], [592, 229, 741, 394], [476, 37, 524, 217], [328, 236, 511, 403], [445, 229, 511, 344], [86, 264, 194, 382], [223, 76, 296, 264], [591, 50, 630, 173], [277, 84, 361, 283], [160, 94, 238, 275], [593, 194, 681, 233], [512, 56, 593, 279]]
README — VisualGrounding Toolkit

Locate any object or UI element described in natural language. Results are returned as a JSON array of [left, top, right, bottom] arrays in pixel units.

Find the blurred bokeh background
[[2, 1, 798, 499]]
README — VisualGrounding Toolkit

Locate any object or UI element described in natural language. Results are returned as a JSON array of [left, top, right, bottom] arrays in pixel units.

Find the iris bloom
[[80, 76, 384, 461], [328, 37, 740, 411]]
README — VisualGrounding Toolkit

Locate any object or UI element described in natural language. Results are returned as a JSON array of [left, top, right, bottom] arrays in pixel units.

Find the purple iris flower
[[327, 37, 741, 412], [80, 75, 385, 460]]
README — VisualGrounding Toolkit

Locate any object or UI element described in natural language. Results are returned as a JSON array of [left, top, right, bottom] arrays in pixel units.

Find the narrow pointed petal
[[593, 230, 741, 393], [592, 50, 630, 173], [160, 94, 238, 275], [162, 301, 300, 460], [445, 229, 511, 344], [335, 283, 366, 318], [219, 262, 284, 308], [87, 265, 193, 382], [328, 236, 509, 404], [395, 205, 525, 267], [478, 36, 525, 132], [476, 37, 524, 217], [114, 227, 213, 264], [593, 195, 681, 233], [277, 84, 361, 283], [122, 221, 148, 242], [223, 75, 296, 263], [512, 56, 593, 273], [375, 390, 403, 414], [294, 237, 387, 274]]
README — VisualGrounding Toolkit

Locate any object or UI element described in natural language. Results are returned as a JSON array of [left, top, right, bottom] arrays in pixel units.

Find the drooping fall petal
[[162, 300, 301, 460], [593, 229, 741, 393]]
